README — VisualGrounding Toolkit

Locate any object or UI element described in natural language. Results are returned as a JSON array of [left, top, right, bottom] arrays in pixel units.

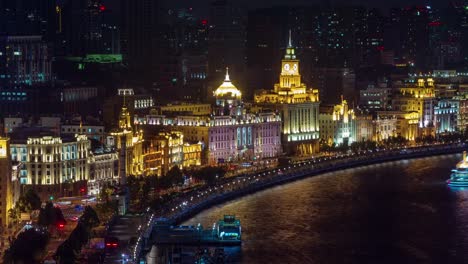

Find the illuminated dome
[[213, 68, 242, 99]]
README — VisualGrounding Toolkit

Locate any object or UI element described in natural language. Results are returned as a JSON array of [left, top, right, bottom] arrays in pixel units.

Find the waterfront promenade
[[133, 143, 465, 261]]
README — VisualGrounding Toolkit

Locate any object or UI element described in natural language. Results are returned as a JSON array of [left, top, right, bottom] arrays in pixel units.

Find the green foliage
[[3, 229, 49, 264]]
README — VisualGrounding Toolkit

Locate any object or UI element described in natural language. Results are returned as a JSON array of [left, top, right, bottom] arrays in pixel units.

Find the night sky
[[161, 0, 447, 16]]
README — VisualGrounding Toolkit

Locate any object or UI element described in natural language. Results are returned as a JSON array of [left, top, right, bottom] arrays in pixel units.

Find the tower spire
[[288, 29, 292, 47], [225, 67, 230, 81]]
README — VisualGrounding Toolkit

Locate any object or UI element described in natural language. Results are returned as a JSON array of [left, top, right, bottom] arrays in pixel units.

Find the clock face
[[284, 64, 290, 71], [293, 64, 298, 71]]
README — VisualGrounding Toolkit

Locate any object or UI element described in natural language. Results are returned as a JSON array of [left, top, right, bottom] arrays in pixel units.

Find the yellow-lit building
[[392, 78, 436, 136], [160, 103, 212, 116], [183, 142, 203, 168], [154, 131, 184, 176], [110, 104, 144, 177], [319, 99, 356, 146], [254, 33, 320, 156], [142, 132, 202, 177], [144, 69, 283, 166], [0, 138, 14, 227], [376, 111, 419, 141]]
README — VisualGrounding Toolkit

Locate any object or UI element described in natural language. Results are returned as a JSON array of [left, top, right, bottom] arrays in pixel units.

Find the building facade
[[10, 134, 90, 200], [254, 34, 320, 156], [144, 70, 282, 166], [319, 100, 356, 146], [87, 149, 119, 195], [0, 36, 52, 88], [0, 138, 14, 227]]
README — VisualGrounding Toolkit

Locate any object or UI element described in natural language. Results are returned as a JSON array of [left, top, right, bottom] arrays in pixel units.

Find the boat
[[447, 151, 468, 187], [217, 215, 241, 241]]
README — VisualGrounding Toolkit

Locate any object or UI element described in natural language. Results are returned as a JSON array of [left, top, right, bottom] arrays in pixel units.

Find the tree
[[55, 239, 78, 264], [192, 166, 226, 185], [3, 228, 49, 264], [166, 166, 184, 186], [16, 189, 41, 213], [81, 206, 100, 228]]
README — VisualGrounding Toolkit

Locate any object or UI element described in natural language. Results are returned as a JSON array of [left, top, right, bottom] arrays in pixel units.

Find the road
[[103, 215, 143, 264]]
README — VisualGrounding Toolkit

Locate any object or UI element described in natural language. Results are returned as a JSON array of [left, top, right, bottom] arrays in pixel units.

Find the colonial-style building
[[319, 100, 356, 146], [392, 78, 436, 136], [9, 133, 90, 200], [254, 33, 320, 156], [110, 104, 144, 178], [144, 69, 282, 166]]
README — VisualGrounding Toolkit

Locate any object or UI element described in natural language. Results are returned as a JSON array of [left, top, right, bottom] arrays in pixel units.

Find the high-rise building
[[120, 0, 159, 80], [57, 0, 107, 56], [0, 36, 52, 88], [386, 6, 430, 70], [254, 34, 320, 156], [0, 0, 56, 41]]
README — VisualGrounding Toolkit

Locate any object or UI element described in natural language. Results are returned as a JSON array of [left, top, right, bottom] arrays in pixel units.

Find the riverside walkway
[[132, 143, 466, 262]]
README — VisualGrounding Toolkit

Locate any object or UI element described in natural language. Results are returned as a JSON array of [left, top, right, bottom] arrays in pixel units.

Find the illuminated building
[[183, 142, 203, 168], [319, 99, 356, 146], [141, 132, 202, 177], [154, 132, 184, 176], [143, 140, 163, 177], [9, 134, 90, 200], [376, 111, 419, 141], [392, 78, 436, 136], [254, 33, 320, 156], [110, 104, 144, 178], [359, 84, 391, 111], [61, 122, 105, 143], [0, 36, 51, 88], [374, 113, 397, 141], [0, 138, 14, 227], [458, 97, 468, 132], [355, 112, 374, 142], [160, 104, 212, 116], [435, 99, 459, 133], [144, 69, 282, 165], [87, 149, 119, 195]]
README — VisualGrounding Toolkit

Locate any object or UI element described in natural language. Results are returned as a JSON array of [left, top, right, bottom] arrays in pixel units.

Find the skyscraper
[[120, 0, 159, 81]]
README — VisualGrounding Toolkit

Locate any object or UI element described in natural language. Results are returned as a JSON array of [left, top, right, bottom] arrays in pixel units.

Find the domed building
[[144, 67, 283, 166], [213, 68, 243, 116]]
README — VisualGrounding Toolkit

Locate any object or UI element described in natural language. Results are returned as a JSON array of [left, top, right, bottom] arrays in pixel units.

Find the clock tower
[[277, 30, 302, 92]]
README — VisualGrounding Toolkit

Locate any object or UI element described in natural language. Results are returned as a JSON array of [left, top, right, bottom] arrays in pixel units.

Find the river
[[183, 154, 468, 263]]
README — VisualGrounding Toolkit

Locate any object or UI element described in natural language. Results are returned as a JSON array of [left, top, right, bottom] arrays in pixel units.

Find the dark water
[[184, 154, 468, 263]]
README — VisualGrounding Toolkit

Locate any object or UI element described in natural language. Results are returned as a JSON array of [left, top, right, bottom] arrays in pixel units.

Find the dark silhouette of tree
[[166, 165, 184, 186], [16, 189, 41, 213], [3, 229, 49, 264], [192, 166, 226, 184], [80, 206, 100, 228]]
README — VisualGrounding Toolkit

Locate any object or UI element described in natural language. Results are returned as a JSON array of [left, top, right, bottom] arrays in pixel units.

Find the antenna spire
[[225, 67, 230, 81]]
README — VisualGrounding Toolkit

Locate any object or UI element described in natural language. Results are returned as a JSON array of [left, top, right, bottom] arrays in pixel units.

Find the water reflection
[[183, 154, 468, 263]]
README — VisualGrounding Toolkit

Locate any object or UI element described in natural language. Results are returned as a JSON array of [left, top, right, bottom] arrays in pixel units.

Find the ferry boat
[[447, 151, 468, 187], [217, 215, 241, 241]]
